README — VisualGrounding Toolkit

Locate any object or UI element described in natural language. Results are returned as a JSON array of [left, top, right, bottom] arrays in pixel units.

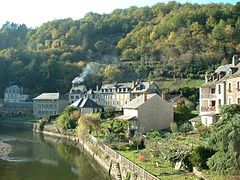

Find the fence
[[89, 135, 158, 180]]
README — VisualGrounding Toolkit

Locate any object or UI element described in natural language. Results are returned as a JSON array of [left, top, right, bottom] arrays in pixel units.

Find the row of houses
[[200, 55, 240, 125], [1, 80, 188, 134]]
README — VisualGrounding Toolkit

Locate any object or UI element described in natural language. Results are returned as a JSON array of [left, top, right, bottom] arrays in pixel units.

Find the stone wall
[[35, 125, 158, 180]]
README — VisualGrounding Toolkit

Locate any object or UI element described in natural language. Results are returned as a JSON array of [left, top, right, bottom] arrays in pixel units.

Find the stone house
[[68, 84, 88, 104], [117, 94, 173, 134], [199, 55, 240, 126], [4, 85, 29, 103], [0, 85, 32, 116], [165, 94, 193, 110], [95, 81, 161, 110], [70, 97, 103, 114], [33, 93, 68, 118]]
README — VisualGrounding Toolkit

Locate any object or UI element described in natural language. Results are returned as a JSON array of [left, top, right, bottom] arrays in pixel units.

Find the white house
[[117, 94, 174, 134], [4, 85, 29, 103]]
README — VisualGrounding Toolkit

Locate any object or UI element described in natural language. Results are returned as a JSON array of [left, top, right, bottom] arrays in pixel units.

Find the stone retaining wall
[[35, 126, 159, 180]]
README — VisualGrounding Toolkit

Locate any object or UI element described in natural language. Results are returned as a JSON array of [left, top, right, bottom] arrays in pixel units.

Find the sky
[[0, 0, 238, 28]]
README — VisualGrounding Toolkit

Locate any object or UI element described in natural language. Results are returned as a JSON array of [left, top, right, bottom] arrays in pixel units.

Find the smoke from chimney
[[72, 63, 103, 85]]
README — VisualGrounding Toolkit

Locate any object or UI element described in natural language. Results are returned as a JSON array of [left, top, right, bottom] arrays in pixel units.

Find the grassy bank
[[0, 116, 36, 123], [156, 78, 204, 92]]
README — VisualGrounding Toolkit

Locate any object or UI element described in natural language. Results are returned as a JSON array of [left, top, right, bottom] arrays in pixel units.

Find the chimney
[[144, 93, 147, 102], [205, 72, 208, 83], [161, 93, 166, 100], [96, 85, 99, 91], [232, 55, 238, 67]]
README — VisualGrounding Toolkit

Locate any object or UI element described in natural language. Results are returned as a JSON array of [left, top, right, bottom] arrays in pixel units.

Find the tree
[[207, 105, 240, 175], [104, 65, 122, 82], [76, 113, 101, 139]]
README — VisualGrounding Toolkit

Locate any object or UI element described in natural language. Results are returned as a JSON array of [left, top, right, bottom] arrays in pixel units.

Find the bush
[[179, 122, 192, 133], [55, 107, 80, 129], [191, 146, 215, 170], [110, 142, 130, 150], [170, 122, 178, 133], [146, 130, 161, 139], [130, 136, 145, 150]]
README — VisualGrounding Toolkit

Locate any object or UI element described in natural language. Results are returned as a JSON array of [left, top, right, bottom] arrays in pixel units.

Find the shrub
[[179, 122, 192, 133], [146, 130, 161, 139], [110, 142, 130, 150], [170, 122, 178, 133], [130, 136, 145, 150], [191, 146, 215, 170], [55, 107, 80, 129]]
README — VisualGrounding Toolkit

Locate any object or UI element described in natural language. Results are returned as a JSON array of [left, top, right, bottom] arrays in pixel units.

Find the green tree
[[76, 113, 101, 139], [207, 105, 240, 175]]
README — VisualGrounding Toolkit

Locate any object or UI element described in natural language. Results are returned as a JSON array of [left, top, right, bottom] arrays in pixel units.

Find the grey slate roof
[[71, 98, 101, 108], [34, 93, 59, 100], [123, 94, 157, 109]]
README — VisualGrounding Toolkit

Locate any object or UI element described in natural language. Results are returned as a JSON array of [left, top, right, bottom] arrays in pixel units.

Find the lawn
[[117, 149, 195, 180]]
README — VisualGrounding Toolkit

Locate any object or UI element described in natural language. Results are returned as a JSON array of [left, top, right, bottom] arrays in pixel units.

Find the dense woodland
[[0, 2, 240, 97]]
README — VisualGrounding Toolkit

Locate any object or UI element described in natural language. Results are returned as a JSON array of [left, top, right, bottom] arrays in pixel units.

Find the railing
[[201, 106, 216, 112], [201, 94, 216, 99], [89, 135, 158, 180]]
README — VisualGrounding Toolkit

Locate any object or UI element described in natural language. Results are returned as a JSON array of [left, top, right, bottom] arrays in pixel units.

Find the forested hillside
[[0, 2, 239, 97]]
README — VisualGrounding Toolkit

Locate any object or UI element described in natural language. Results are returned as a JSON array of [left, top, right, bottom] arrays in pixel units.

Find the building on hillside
[[199, 55, 240, 126], [68, 84, 88, 104], [164, 94, 193, 110], [117, 94, 173, 134], [4, 85, 29, 103], [95, 80, 161, 109], [0, 85, 32, 116], [33, 93, 68, 118], [70, 97, 103, 114]]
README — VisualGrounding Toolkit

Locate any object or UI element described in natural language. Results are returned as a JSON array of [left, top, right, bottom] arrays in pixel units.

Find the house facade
[[94, 81, 161, 109], [70, 97, 103, 114], [199, 55, 240, 126], [118, 94, 173, 134], [33, 93, 68, 118], [4, 85, 29, 103], [0, 85, 32, 116], [68, 84, 88, 104]]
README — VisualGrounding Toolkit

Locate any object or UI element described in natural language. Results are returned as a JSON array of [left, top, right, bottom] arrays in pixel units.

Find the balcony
[[201, 94, 216, 99], [201, 106, 216, 112]]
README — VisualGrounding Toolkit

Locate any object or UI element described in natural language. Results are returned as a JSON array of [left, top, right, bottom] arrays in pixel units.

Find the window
[[205, 118, 208, 125], [218, 85, 221, 94], [238, 98, 240, 104], [228, 83, 232, 92], [218, 99, 221, 106], [229, 98, 232, 105], [237, 82, 240, 91], [211, 88, 215, 94]]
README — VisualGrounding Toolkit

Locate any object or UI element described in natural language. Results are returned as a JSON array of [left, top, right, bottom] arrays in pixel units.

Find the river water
[[0, 129, 109, 180]]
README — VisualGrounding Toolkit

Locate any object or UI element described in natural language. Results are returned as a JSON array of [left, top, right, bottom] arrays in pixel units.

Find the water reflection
[[0, 129, 108, 180]]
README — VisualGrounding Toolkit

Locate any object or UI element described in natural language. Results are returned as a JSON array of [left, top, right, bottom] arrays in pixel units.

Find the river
[[0, 128, 109, 180]]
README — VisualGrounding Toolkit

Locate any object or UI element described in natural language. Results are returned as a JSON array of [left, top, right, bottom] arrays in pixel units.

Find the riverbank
[[35, 124, 158, 180], [0, 116, 35, 129], [0, 141, 13, 158]]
